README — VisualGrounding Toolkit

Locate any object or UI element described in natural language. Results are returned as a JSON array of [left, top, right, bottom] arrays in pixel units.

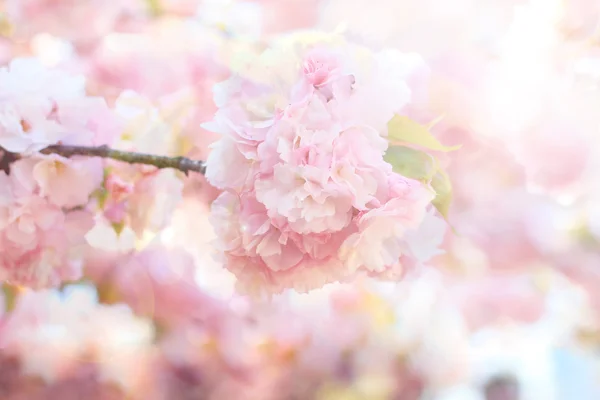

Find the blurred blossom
[[0, 285, 155, 397], [4, 0, 139, 48]]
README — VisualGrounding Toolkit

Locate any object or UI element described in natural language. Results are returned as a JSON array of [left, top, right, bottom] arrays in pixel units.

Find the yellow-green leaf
[[431, 168, 452, 219], [383, 146, 437, 183], [387, 115, 460, 152]]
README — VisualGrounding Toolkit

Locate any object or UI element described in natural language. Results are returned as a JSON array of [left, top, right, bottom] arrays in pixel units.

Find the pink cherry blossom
[[206, 38, 440, 295], [98, 165, 183, 237], [32, 154, 104, 209], [0, 58, 119, 153], [127, 169, 183, 236], [301, 47, 344, 87], [0, 159, 95, 288], [339, 176, 434, 273]]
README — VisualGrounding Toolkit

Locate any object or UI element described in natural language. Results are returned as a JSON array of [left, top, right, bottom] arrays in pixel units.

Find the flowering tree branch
[[0, 145, 206, 175]]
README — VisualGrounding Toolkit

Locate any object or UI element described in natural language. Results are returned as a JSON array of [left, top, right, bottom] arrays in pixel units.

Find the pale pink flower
[[204, 79, 275, 191], [96, 162, 183, 237], [127, 169, 183, 236], [113, 90, 175, 156], [32, 154, 103, 209], [0, 58, 119, 153], [205, 134, 258, 191], [254, 99, 391, 234], [302, 47, 344, 87], [206, 38, 438, 294], [339, 176, 434, 273], [255, 163, 355, 235], [210, 192, 298, 271], [0, 159, 95, 288], [210, 191, 352, 295]]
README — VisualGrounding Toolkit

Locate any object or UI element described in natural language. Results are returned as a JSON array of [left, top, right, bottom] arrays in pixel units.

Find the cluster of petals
[[0, 157, 101, 288], [0, 58, 120, 288], [205, 35, 441, 295]]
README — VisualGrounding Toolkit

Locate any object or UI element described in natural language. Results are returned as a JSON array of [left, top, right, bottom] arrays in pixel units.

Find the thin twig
[[1, 145, 206, 175]]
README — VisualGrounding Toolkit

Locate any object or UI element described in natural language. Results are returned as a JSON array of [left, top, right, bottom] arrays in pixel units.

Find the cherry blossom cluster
[[0, 58, 117, 288], [205, 35, 446, 295]]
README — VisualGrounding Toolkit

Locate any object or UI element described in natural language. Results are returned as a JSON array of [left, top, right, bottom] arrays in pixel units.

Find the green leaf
[[431, 168, 453, 219], [383, 146, 437, 183], [387, 115, 460, 152]]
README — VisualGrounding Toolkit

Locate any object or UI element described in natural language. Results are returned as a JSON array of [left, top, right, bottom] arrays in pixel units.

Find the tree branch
[[0, 145, 206, 175], [43, 145, 206, 175]]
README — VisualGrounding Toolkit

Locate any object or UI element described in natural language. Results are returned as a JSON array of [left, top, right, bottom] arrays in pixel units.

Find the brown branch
[[1, 145, 206, 175]]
